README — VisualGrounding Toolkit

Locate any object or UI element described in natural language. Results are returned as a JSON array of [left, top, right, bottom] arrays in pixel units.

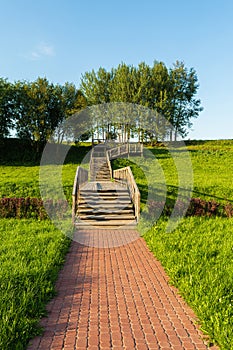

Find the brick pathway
[[27, 230, 218, 350]]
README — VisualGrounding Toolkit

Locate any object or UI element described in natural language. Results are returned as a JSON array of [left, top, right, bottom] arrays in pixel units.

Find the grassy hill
[[0, 139, 232, 349]]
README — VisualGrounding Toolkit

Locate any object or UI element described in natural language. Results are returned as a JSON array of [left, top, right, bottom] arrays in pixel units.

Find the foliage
[[0, 197, 69, 220], [168, 61, 203, 140], [0, 78, 86, 149], [80, 61, 203, 141], [0, 138, 90, 164], [80, 67, 113, 105], [0, 219, 70, 350], [14, 78, 62, 144], [0, 78, 15, 138], [147, 197, 233, 218]]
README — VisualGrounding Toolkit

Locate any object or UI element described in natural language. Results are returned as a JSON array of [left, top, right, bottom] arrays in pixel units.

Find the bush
[[224, 202, 233, 217], [188, 198, 220, 217], [148, 198, 232, 218], [0, 197, 69, 220]]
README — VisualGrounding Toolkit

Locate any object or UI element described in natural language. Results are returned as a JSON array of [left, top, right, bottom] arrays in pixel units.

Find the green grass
[[143, 217, 233, 349], [0, 164, 78, 204], [0, 166, 40, 198], [0, 143, 91, 201], [0, 219, 70, 350], [112, 140, 233, 204]]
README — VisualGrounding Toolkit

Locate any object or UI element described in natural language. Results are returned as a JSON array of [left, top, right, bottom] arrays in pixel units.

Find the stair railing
[[107, 143, 143, 160], [72, 166, 88, 223], [106, 150, 112, 179], [113, 166, 140, 222], [89, 148, 94, 180]]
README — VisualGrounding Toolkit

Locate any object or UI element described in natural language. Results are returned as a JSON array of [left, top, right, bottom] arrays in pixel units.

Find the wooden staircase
[[76, 182, 136, 228], [72, 143, 141, 229], [90, 145, 112, 181], [90, 158, 111, 181]]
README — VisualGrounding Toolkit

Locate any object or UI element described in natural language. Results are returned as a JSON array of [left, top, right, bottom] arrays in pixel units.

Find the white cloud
[[22, 42, 55, 61], [37, 42, 55, 57]]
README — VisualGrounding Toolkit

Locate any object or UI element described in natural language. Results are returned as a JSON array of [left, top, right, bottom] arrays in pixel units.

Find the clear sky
[[0, 0, 233, 140]]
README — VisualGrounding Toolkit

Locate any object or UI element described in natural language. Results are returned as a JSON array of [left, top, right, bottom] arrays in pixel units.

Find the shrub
[[148, 198, 228, 218], [0, 197, 69, 220], [224, 202, 233, 218], [188, 198, 220, 217]]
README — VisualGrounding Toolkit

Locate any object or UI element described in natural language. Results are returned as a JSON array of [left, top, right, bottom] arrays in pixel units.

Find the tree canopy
[[0, 78, 15, 139], [0, 60, 203, 146], [0, 78, 87, 147], [80, 61, 203, 141]]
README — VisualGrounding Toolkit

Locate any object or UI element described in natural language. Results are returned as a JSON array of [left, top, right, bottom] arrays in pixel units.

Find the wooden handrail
[[106, 150, 112, 179], [72, 166, 88, 223], [107, 143, 143, 160], [89, 148, 94, 180], [113, 166, 140, 222]]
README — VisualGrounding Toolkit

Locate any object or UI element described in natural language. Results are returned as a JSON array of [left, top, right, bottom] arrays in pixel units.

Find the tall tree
[[0, 78, 14, 138], [168, 61, 203, 140], [53, 83, 87, 143], [14, 78, 63, 145], [110, 63, 140, 142], [80, 68, 113, 141], [79, 61, 203, 142], [145, 62, 171, 141]]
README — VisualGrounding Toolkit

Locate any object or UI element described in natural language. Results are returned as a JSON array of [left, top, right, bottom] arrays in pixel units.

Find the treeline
[[80, 61, 203, 142], [0, 78, 86, 145], [0, 60, 203, 146]]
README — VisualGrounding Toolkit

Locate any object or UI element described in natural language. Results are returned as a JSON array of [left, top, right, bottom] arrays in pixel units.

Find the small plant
[[0, 197, 69, 220], [148, 198, 222, 218], [188, 198, 220, 217], [224, 202, 233, 218]]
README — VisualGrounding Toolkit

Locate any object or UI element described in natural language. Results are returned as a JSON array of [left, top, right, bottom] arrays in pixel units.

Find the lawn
[[143, 217, 233, 349], [0, 140, 233, 349], [0, 219, 70, 350]]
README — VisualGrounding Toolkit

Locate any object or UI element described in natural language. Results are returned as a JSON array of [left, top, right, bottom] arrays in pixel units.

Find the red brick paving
[[27, 230, 218, 350]]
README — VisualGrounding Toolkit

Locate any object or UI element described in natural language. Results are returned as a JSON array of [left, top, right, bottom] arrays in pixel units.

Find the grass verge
[[143, 216, 233, 349], [0, 219, 71, 350]]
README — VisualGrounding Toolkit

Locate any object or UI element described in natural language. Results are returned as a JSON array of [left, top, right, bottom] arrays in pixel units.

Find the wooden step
[[79, 192, 131, 198], [80, 188, 128, 193], [78, 205, 133, 211], [75, 220, 137, 229], [79, 194, 131, 199], [78, 214, 135, 220], [78, 208, 134, 214], [79, 201, 132, 206], [76, 177, 137, 228]]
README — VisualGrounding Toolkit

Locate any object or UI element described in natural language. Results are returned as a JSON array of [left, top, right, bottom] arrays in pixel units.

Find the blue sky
[[1, 0, 233, 140]]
